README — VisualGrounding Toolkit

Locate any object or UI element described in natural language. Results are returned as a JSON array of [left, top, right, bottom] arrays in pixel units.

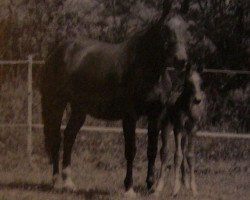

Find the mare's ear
[[158, 0, 172, 24]]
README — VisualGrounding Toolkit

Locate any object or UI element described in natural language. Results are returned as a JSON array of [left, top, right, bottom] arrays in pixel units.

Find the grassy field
[[0, 128, 249, 200]]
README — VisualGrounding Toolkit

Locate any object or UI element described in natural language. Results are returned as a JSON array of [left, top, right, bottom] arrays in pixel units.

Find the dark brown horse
[[158, 64, 205, 197], [40, 5, 190, 197]]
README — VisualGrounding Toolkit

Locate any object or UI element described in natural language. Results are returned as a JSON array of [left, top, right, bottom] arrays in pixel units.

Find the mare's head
[[149, 1, 190, 70], [166, 14, 189, 69], [133, 1, 189, 69], [184, 64, 204, 105]]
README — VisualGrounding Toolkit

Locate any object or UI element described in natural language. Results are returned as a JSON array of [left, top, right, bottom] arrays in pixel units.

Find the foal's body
[[158, 65, 205, 196]]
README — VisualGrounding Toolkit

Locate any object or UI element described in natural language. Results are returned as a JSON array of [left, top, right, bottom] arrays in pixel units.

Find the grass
[[0, 128, 249, 200]]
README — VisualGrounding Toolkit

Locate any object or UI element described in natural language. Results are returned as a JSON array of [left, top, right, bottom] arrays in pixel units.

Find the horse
[[40, 3, 190, 197], [157, 64, 206, 197]]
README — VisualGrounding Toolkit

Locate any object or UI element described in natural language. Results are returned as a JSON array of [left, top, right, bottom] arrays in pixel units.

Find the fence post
[[27, 55, 33, 165]]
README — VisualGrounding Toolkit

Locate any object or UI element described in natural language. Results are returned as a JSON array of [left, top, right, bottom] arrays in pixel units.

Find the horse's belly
[[72, 88, 126, 120], [89, 108, 124, 120], [87, 98, 125, 120], [70, 69, 127, 120]]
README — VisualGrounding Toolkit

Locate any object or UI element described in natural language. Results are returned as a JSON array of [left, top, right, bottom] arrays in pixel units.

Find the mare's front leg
[[146, 115, 160, 191], [173, 128, 183, 197], [123, 115, 137, 197]]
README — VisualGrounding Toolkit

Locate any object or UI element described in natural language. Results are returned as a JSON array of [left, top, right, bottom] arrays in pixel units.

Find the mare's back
[[60, 39, 126, 75], [43, 39, 128, 90]]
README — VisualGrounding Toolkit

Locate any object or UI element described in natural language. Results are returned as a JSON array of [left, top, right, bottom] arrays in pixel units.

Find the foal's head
[[184, 64, 204, 105], [181, 64, 205, 122]]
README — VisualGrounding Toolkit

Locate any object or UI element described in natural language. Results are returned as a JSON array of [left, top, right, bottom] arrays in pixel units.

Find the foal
[[157, 64, 205, 196]]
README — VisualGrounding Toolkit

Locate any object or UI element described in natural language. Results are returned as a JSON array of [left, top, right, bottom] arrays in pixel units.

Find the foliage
[[185, 0, 249, 69], [0, 0, 160, 59], [1, 0, 248, 66]]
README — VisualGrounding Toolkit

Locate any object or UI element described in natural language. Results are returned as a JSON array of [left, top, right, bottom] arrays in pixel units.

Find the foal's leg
[[187, 132, 198, 196], [181, 135, 190, 189], [155, 121, 172, 193], [173, 129, 183, 196], [123, 116, 137, 197], [62, 105, 86, 191], [42, 97, 66, 189], [146, 116, 160, 191]]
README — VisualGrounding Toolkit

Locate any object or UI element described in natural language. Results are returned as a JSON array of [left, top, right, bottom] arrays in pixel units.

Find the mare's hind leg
[[155, 121, 172, 194], [146, 115, 160, 191], [173, 129, 183, 197], [42, 96, 66, 189], [123, 115, 137, 197], [62, 104, 86, 191], [186, 132, 197, 196]]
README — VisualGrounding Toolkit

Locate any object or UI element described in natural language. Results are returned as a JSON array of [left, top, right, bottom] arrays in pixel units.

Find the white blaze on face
[[167, 15, 189, 61], [189, 71, 202, 100], [189, 71, 205, 121]]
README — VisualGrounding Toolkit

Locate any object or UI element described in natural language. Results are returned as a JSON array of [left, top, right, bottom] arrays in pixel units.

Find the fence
[[0, 56, 250, 164]]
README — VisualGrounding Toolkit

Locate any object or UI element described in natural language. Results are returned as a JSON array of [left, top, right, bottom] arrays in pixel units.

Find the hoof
[[191, 187, 198, 197], [155, 179, 164, 193], [191, 182, 198, 196], [52, 174, 62, 190], [62, 167, 77, 192], [153, 191, 161, 198], [192, 190, 198, 197], [63, 178, 77, 192], [173, 181, 181, 197], [147, 177, 155, 191], [148, 184, 157, 194], [124, 188, 138, 198]]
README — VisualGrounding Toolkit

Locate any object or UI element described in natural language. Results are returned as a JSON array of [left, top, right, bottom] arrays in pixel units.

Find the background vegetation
[[0, 0, 249, 132]]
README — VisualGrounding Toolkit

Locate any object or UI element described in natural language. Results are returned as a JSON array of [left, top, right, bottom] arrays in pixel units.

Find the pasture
[[0, 0, 249, 199], [0, 128, 249, 200]]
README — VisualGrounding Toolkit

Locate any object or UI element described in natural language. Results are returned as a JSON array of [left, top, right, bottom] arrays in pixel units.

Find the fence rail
[[0, 57, 250, 163], [0, 60, 45, 65], [1, 60, 249, 75], [1, 123, 250, 139]]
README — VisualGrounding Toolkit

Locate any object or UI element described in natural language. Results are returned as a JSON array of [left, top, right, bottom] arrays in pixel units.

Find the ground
[[0, 128, 249, 200]]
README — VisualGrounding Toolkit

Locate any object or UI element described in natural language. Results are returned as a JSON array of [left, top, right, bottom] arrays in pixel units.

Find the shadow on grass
[[0, 181, 110, 199]]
